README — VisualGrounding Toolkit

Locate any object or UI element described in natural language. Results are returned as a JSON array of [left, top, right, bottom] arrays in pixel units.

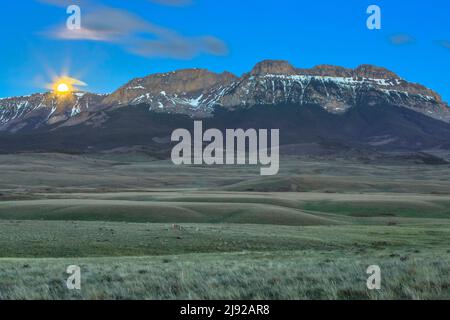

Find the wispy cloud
[[130, 35, 229, 59], [38, 0, 228, 59], [388, 33, 415, 45], [438, 40, 450, 50]]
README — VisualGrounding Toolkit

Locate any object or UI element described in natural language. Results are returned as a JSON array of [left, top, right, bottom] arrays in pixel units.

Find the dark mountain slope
[[1, 102, 450, 154]]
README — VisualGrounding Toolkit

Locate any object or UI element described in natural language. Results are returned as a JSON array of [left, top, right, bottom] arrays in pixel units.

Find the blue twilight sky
[[0, 0, 449, 102]]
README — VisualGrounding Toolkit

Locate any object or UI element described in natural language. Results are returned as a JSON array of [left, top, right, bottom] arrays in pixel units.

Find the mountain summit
[[250, 60, 297, 75], [102, 69, 237, 116]]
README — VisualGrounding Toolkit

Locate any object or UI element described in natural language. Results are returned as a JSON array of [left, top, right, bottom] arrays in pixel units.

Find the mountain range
[[1, 60, 450, 155]]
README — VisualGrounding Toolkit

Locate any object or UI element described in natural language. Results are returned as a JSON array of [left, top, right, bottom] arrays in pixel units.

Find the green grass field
[[1, 153, 450, 299]]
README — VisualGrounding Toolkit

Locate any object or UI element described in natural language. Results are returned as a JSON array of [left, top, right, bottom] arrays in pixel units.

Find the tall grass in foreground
[[1, 251, 449, 300]]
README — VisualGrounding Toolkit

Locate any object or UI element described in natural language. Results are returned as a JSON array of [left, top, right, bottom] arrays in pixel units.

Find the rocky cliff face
[[212, 60, 449, 121], [0, 60, 449, 133], [102, 69, 237, 116]]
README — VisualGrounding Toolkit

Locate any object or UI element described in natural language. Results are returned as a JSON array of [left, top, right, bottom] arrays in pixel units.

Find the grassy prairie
[[0, 153, 450, 299], [1, 250, 449, 300], [0, 199, 338, 226], [0, 219, 449, 299], [1, 153, 450, 194], [1, 220, 450, 258]]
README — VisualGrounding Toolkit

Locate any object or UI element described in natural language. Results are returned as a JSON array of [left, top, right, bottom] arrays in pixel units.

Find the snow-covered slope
[[211, 61, 450, 122], [102, 69, 237, 116], [0, 92, 106, 132]]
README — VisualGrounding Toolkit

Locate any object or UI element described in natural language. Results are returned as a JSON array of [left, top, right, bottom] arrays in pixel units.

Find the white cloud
[[38, 0, 228, 59]]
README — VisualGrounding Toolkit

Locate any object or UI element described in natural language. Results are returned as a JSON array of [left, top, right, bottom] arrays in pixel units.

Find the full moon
[[57, 83, 70, 93], [50, 76, 86, 95]]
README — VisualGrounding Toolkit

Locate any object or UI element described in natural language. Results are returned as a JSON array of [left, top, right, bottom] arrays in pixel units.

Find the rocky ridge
[[1, 60, 449, 132]]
